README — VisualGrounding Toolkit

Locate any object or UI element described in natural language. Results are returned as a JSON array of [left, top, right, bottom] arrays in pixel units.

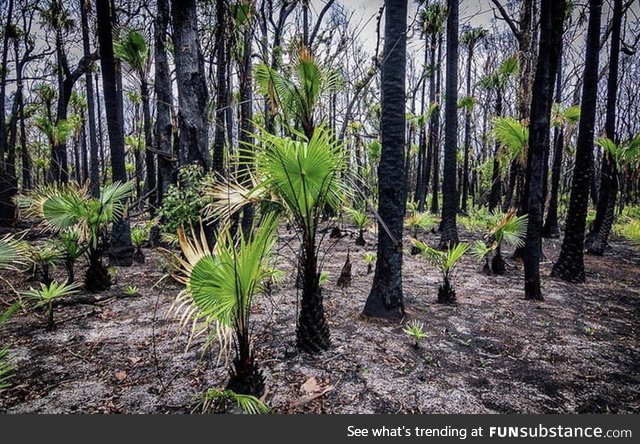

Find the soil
[[1, 224, 638, 414]]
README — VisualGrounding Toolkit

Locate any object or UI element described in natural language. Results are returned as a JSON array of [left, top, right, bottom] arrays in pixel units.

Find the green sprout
[[403, 320, 428, 349]]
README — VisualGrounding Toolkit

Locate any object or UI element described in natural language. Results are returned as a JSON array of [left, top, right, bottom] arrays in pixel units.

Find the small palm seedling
[[405, 211, 438, 254], [319, 271, 330, 287], [403, 320, 428, 349], [58, 229, 85, 284], [345, 207, 369, 246], [169, 215, 279, 397], [20, 181, 135, 292], [413, 240, 469, 303], [470, 210, 528, 275], [25, 242, 62, 285], [198, 388, 270, 414], [362, 252, 376, 274], [124, 285, 139, 296], [23, 281, 82, 330], [130, 225, 148, 263]]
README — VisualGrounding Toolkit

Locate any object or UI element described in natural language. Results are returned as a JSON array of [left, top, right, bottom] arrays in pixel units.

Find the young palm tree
[[20, 181, 135, 292], [552, 0, 603, 283], [471, 210, 528, 275], [169, 215, 278, 396], [58, 229, 85, 283], [413, 240, 469, 303], [115, 29, 156, 206], [207, 125, 348, 353], [23, 281, 81, 330], [344, 207, 369, 246]]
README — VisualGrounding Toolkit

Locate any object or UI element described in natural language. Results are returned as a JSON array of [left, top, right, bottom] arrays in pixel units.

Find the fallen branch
[[52, 292, 140, 307]]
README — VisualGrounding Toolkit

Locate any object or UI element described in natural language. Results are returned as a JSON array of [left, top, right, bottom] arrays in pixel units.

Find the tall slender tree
[[438, 0, 459, 249], [0, 0, 17, 227], [587, 0, 623, 255], [460, 27, 486, 214], [551, 0, 603, 283], [363, 0, 407, 319], [155, 0, 174, 209], [542, 45, 565, 238], [96, 0, 134, 265], [171, 0, 209, 169], [523, 0, 566, 300], [80, 0, 100, 197]]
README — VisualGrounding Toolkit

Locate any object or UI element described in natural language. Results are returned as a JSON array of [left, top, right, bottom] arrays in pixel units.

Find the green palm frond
[[172, 214, 279, 334], [199, 388, 270, 414], [491, 211, 528, 248], [412, 240, 469, 275], [23, 281, 82, 308], [405, 212, 437, 231], [114, 29, 149, 74], [470, 240, 494, 262], [552, 104, 581, 127], [345, 207, 369, 229], [493, 117, 528, 164], [0, 234, 25, 270], [362, 252, 376, 264], [250, 125, 348, 229], [58, 229, 84, 260]]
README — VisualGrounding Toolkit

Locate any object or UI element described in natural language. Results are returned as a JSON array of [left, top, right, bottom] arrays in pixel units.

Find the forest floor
[[1, 223, 639, 414]]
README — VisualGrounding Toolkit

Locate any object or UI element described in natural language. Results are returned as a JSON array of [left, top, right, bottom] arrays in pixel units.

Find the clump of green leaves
[[413, 241, 469, 304], [470, 210, 527, 275], [158, 165, 212, 236], [344, 207, 369, 246], [362, 252, 376, 274], [124, 285, 139, 296], [403, 320, 428, 349], [198, 388, 270, 414], [23, 281, 82, 330], [25, 241, 63, 285], [58, 229, 85, 284]]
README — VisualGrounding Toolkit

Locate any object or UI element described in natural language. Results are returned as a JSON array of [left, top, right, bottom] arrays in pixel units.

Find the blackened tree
[[363, 0, 408, 319], [551, 0, 603, 282], [522, 0, 566, 300]]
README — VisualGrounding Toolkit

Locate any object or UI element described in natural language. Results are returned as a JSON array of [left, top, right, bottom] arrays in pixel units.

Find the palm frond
[[22, 281, 82, 307], [470, 240, 494, 262], [494, 117, 528, 164], [199, 388, 270, 414]]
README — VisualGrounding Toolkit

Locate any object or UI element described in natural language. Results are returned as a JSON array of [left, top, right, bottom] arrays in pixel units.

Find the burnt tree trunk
[[363, 0, 407, 319], [552, 0, 602, 283], [523, 0, 565, 300]]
